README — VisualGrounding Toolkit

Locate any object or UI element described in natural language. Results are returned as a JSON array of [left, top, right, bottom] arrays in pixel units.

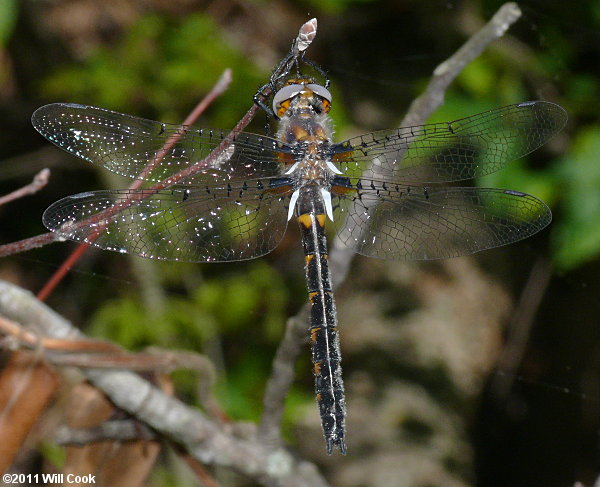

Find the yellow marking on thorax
[[290, 125, 310, 141], [316, 214, 326, 227], [305, 254, 315, 264]]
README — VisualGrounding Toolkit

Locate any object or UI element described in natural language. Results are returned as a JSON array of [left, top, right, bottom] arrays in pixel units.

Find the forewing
[[332, 101, 567, 183], [331, 183, 551, 260], [42, 180, 291, 262], [32, 103, 291, 184]]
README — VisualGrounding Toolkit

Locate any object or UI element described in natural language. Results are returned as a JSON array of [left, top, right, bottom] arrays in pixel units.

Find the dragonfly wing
[[32, 103, 291, 184], [331, 183, 551, 260], [43, 180, 291, 262], [331, 101, 567, 183]]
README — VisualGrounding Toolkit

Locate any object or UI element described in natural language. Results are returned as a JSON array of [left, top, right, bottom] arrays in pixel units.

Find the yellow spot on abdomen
[[311, 327, 318, 343], [297, 213, 313, 228], [314, 362, 322, 375]]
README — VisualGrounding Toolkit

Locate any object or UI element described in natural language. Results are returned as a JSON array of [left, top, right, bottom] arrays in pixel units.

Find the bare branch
[[0, 314, 216, 386], [129, 68, 233, 191], [400, 2, 522, 128], [0, 232, 59, 258], [54, 420, 156, 445], [258, 312, 308, 447], [0, 168, 50, 206], [37, 69, 238, 301], [331, 1, 522, 280], [0, 314, 118, 352], [46, 348, 216, 373], [490, 257, 552, 399], [180, 452, 222, 487], [0, 279, 329, 487]]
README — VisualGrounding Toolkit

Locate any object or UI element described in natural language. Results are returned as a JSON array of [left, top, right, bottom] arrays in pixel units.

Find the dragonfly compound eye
[[272, 84, 305, 118], [306, 83, 332, 113]]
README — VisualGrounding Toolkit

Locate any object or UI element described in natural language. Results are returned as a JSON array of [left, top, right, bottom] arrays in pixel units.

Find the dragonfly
[[32, 45, 567, 455]]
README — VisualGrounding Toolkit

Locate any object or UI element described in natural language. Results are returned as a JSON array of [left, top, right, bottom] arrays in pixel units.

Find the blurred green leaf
[[280, 385, 314, 443], [551, 126, 600, 269], [478, 159, 556, 207], [89, 294, 218, 349], [40, 13, 266, 128], [215, 353, 268, 421], [304, 0, 376, 14], [192, 261, 287, 334], [0, 0, 17, 45], [456, 57, 496, 98], [39, 441, 65, 469]]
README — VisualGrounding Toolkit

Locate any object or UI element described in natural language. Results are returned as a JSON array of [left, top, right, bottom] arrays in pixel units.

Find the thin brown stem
[[0, 314, 217, 373], [180, 452, 222, 487], [0, 168, 50, 206], [36, 69, 237, 300], [490, 256, 553, 400], [0, 232, 59, 258]]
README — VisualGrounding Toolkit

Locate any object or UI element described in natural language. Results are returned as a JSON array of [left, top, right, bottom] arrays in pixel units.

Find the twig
[[401, 2, 522, 127], [54, 420, 156, 445], [0, 279, 329, 487], [45, 349, 215, 373], [36, 68, 235, 301], [180, 452, 222, 487], [258, 2, 523, 449], [332, 0, 523, 279], [0, 168, 50, 206], [36, 240, 90, 301], [0, 232, 60, 258], [0, 314, 118, 352], [258, 312, 308, 447], [0, 314, 217, 373], [0, 72, 235, 266], [490, 256, 552, 400], [129, 68, 233, 190]]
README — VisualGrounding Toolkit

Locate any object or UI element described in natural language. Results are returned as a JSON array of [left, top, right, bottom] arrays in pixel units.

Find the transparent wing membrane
[[332, 101, 567, 183], [332, 182, 551, 260], [32, 103, 291, 185], [43, 182, 291, 262], [36, 101, 563, 263]]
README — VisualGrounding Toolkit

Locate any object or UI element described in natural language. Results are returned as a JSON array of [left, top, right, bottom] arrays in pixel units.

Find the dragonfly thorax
[[274, 81, 341, 222]]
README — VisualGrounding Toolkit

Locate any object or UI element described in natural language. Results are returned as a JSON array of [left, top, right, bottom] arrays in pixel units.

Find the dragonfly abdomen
[[297, 189, 347, 455]]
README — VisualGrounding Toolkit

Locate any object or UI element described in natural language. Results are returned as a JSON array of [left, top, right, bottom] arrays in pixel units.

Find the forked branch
[[0, 279, 328, 487]]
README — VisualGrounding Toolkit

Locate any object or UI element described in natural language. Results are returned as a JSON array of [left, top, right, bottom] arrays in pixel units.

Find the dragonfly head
[[272, 79, 332, 119]]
